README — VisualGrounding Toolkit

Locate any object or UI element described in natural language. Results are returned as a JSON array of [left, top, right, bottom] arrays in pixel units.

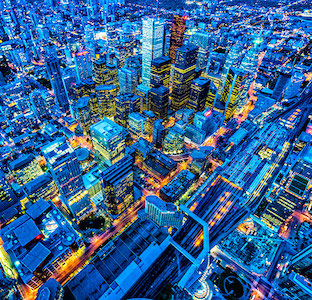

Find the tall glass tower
[[142, 18, 165, 87], [45, 55, 70, 113]]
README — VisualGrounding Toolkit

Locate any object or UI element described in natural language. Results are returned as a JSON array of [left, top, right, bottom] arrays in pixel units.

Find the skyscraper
[[45, 56, 70, 113], [136, 84, 151, 112], [90, 118, 126, 169], [272, 71, 291, 101], [101, 154, 134, 215], [220, 67, 248, 121], [95, 84, 117, 119], [29, 90, 49, 120], [187, 77, 210, 112], [153, 119, 165, 149], [75, 96, 92, 135], [74, 51, 93, 82], [93, 58, 108, 85], [218, 43, 244, 99], [150, 56, 171, 88], [142, 18, 165, 87], [118, 67, 139, 95], [169, 15, 186, 64], [42, 138, 93, 220], [115, 94, 140, 127], [150, 85, 169, 120], [171, 45, 198, 111], [190, 31, 210, 70]]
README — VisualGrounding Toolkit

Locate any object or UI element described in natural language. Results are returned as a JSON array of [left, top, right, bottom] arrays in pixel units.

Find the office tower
[[75, 97, 92, 135], [163, 127, 184, 154], [150, 56, 171, 88], [8, 154, 43, 186], [169, 15, 186, 64], [171, 45, 198, 111], [24, 173, 58, 203], [93, 58, 108, 85], [136, 84, 151, 112], [118, 67, 139, 95], [142, 110, 156, 135], [101, 155, 133, 215], [190, 31, 210, 70], [218, 43, 244, 99], [272, 71, 291, 101], [95, 84, 117, 119], [145, 195, 183, 227], [206, 81, 218, 110], [90, 118, 126, 169], [220, 67, 248, 121], [142, 18, 165, 87], [0, 199, 85, 289], [128, 112, 148, 138], [153, 119, 165, 148], [74, 51, 93, 82], [238, 46, 259, 110], [29, 90, 49, 120], [187, 77, 210, 112], [150, 85, 169, 120], [42, 138, 93, 220], [106, 22, 118, 48], [45, 56, 70, 113], [115, 94, 140, 127]]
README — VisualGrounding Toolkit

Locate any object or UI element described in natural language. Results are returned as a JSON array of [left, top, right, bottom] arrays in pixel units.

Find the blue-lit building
[[115, 93, 140, 127], [23, 173, 58, 203], [74, 96, 92, 135], [101, 154, 134, 215], [150, 85, 169, 120], [118, 67, 139, 95], [42, 138, 93, 220], [153, 119, 165, 149], [45, 56, 70, 113], [90, 118, 126, 170], [74, 51, 93, 82], [8, 154, 43, 186], [29, 90, 50, 121]]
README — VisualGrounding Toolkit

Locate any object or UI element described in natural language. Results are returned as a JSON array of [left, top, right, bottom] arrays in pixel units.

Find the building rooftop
[[24, 173, 54, 195], [90, 118, 124, 141], [8, 154, 35, 171], [146, 195, 176, 212]]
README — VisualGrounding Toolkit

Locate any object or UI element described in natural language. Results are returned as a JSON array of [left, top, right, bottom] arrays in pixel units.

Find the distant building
[[142, 18, 165, 87], [128, 112, 148, 138], [153, 119, 165, 149], [45, 56, 69, 113], [90, 118, 126, 169], [219, 67, 248, 121], [145, 195, 183, 227], [8, 154, 43, 186], [0, 199, 85, 289], [118, 67, 139, 95], [187, 77, 210, 112], [171, 45, 198, 111], [272, 71, 291, 101], [95, 84, 117, 119], [115, 93, 140, 127], [42, 138, 93, 220], [29, 90, 49, 120], [93, 58, 107, 85], [150, 56, 171, 88], [74, 96, 92, 135], [74, 51, 93, 82], [190, 31, 210, 70], [135, 84, 151, 111], [101, 155, 134, 215], [169, 15, 186, 64], [150, 85, 169, 120]]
